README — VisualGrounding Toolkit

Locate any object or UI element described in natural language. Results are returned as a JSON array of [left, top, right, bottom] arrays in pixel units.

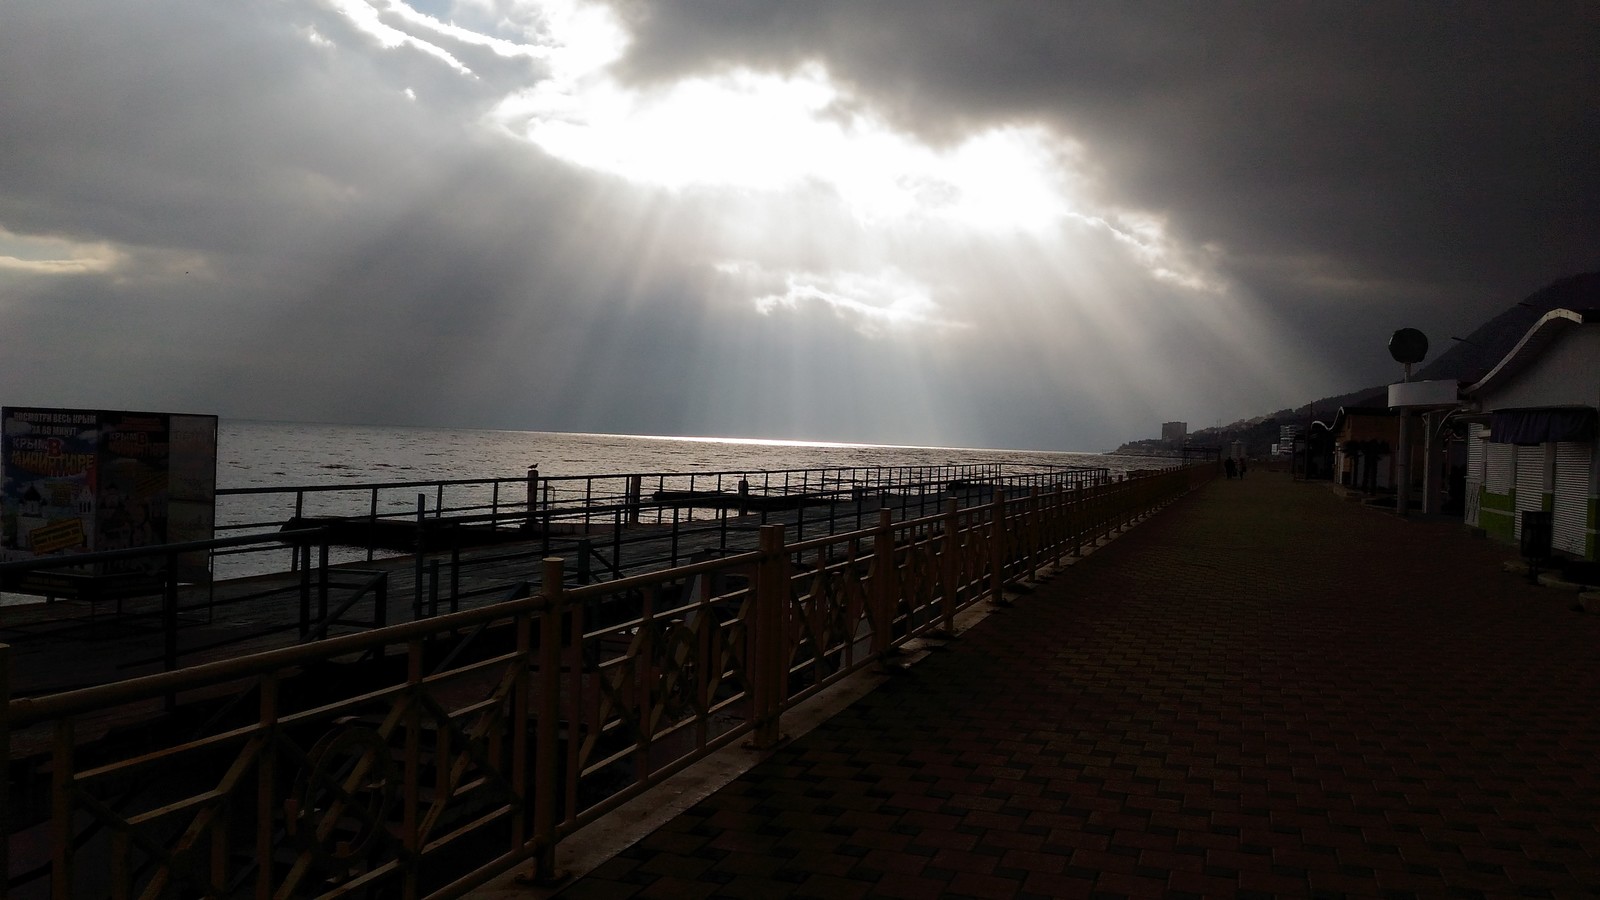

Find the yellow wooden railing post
[[748, 525, 788, 749], [510, 595, 532, 853], [0, 644, 9, 900], [938, 499, 960, 636], [1053, 484, 1068, 563], [51, 719, 73, 899], [1027, 487, 1042, 581], [870, 508, 895, 660], [989, 490, 1008, 605], [534, 557, 566, 883], [1069, 485, 1082, 557], [402, 638, 424, 900], [255, 674, 279, 900]]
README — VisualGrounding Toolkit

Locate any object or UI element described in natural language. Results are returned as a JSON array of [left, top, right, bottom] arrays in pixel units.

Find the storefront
[[1460, 310, 1600, 559]]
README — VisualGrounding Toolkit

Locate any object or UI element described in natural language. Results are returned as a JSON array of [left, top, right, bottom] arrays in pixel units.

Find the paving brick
[[634, 875, 717, 899], [867, 873, 953, 898], [792, 873, 872, 899]]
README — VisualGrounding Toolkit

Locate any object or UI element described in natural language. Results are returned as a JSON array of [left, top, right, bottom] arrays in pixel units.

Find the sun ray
[[301, 0, 1333, 443]]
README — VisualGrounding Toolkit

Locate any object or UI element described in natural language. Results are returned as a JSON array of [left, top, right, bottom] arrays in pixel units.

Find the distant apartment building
[[1274, 424, 1301, 456], [1161, 421, 1187, 443]]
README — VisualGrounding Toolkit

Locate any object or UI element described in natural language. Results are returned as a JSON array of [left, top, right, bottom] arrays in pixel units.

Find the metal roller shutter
[[1467, 424, 1485, 479], [1465, 425, 1486, 527], [1485, 441, 1512, 494], [1552, 442, 1593, 557], [1513, 445, 1547, 539]]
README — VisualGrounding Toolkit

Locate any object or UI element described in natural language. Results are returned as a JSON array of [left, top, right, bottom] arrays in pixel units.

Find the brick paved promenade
[[543, 471, 1600, 898]]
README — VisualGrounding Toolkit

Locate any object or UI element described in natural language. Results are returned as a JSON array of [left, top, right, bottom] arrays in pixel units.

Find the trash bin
[[1520, 510, 1553, 560]]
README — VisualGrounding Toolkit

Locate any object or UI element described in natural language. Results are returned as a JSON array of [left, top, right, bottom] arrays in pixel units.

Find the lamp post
[[1388, 329, 1429, 516]]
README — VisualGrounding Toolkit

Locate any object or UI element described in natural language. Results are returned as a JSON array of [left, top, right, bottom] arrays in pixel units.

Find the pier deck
[[499, 471, 1600, 898]]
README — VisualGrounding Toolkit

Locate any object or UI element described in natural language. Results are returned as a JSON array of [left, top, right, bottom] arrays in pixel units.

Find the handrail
[[0, 527, 326, 574]]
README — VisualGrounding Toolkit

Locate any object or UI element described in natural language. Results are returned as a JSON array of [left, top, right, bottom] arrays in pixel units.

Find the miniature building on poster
[[1, 407, 218, 592]]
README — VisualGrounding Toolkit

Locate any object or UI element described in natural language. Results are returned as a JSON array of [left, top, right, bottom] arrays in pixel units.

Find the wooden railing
[[1, 463, 1213, 898]]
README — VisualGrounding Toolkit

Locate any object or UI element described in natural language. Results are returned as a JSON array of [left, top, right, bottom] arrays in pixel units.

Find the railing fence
[[2, 462, 1215, 899]]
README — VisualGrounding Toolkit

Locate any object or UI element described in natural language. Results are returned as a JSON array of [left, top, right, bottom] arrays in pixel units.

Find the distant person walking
[[1224, 457, 1237, 479], [1238, 458, 1247, 478]]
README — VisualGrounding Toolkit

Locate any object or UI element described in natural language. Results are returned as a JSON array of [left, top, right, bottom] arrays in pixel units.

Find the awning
[[1488, 407, 1598, 444]]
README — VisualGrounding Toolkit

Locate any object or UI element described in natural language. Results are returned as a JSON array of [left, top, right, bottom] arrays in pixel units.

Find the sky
[[2, 1, 1596, 452]]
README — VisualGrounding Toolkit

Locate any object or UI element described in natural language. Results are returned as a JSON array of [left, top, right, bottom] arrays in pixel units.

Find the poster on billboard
[[1, 408, 101, 561], [1, 407, 218, 593]]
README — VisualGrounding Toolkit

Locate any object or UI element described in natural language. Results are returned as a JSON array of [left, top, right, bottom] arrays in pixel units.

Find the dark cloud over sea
[[2, 1, 1595, 451]]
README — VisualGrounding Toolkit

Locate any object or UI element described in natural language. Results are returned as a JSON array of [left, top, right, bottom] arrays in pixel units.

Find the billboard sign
[[2, 406, 218, 590]]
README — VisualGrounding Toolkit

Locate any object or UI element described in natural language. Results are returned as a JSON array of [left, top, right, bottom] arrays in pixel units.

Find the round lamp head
[[1388, 328, 1429, 365]]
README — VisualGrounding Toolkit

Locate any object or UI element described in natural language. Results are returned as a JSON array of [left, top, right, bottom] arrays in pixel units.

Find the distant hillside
[[1161, 272, 1600, 456]]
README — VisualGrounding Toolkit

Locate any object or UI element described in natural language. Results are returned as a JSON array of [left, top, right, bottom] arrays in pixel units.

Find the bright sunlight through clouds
[[324, 0, 1260, 389], [502, 60, 1080, 234], [7, 0, 1588, 450]]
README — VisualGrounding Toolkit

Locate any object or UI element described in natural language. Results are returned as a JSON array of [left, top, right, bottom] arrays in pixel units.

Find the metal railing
[[211, 462, 1102, 550], [2, 462, 1213, 898], [0, 531, 396, 683], [2, 465, 1113, 697]]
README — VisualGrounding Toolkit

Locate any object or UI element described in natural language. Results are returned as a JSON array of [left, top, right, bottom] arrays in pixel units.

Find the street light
[[1388, 328, 1429, 516]]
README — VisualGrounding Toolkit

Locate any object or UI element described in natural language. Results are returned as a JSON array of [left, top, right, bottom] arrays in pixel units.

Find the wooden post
[[510, 610, 531, 851], [52, 719, 74, 898], [402, 640, 424, 900], [534, 557, 566, 883], [938, 499, 959, 636], [256, 675, 279, 899], [1027, 487, 1042, 581], [0, 644, 9, 894], [1048, 484, 1060, 557], [990, 490, 1008, 605], [1071, 485, 1082, 557], [870, 509, 895, 659], [748, 526, 787, 749]]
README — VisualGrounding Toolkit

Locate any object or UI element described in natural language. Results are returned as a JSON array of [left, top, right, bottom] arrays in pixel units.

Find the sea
[[218, 419, 1133, 490]]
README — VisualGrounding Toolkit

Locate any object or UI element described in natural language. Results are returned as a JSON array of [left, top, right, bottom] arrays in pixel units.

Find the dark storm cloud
[[607, 0, 1600, 371], [3, 0, 1595, 454], [0, 0, 593, 424]]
